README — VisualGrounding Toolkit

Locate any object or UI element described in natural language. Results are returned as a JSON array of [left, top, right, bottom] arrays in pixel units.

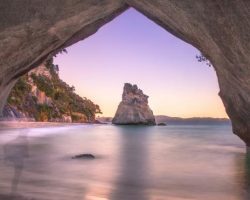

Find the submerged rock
[[72, 154, 95, 159], [157, 123, 167, 126], [112, 83, 156, 125]]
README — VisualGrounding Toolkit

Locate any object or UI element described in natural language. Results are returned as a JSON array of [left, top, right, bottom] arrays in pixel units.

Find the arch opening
[[53, 8, 227, 120], [4, 8, 230, 128]]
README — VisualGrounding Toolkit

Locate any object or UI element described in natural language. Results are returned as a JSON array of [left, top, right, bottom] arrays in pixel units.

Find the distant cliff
[[98, 115, 230, 125], [155, 115, 230, 125], [3, 59, 101, 122], [112, 83, 156, 125]]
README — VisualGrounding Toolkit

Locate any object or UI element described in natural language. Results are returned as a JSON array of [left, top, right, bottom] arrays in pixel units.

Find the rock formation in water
[[72, 154, 95, 159], [112, 83, 156, 125]]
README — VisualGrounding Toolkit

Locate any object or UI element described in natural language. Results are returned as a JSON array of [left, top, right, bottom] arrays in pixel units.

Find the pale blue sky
[[54, 8, 227, 118]]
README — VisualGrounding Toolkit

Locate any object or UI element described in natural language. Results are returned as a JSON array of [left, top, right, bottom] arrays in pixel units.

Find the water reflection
[[1, 125, 250, 200], [3, 129, 29, 196], [110, 126, 151, 200]]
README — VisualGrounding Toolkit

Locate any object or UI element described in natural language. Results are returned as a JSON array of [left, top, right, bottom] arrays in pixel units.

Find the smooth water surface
[[0, 124, 249, 200]]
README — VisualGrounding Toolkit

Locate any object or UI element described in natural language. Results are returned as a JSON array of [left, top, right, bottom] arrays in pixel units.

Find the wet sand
[[0, 194, 36, 200], [0, 121, 86, 130]]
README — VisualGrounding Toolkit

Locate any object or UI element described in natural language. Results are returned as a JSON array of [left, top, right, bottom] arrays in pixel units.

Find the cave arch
[[0, 1, 250, 146]]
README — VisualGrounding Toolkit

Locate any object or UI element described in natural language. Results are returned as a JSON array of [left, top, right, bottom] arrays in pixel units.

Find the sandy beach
[[0, 121, 85, 131]]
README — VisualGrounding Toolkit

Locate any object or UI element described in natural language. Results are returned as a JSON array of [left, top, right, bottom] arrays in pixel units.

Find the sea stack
[[112, 83, 156, 125]]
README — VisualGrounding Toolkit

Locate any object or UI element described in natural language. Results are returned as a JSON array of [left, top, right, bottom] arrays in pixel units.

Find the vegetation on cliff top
[[7, 59, 101, 122]]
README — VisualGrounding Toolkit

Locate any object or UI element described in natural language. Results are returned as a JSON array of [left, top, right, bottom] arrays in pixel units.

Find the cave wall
[[0, 0, 128, 116], [125, 1, 250, 145], [1, 0, 250, 145]]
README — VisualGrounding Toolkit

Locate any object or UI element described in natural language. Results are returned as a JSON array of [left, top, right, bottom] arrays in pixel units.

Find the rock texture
[[0, 0, 128, 116], [112, 83, 155, 125], [0, 1, 250, 145], [2, 105, 31, 121]]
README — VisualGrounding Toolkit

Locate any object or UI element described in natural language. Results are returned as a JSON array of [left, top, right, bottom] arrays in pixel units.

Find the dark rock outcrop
[[157, 123, 167, 126], [1, 1, 250, 145], [72, 154, 95, 159], [3, 105, 26, 119], [1, 105, 35, 121], [112, 83, 155, 125]]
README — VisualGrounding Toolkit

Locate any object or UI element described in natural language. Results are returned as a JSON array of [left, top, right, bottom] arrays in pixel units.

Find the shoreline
[[0, 121, 92, 130]]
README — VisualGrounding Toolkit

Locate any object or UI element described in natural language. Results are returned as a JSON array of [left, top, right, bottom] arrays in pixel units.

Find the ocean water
[[0, 124, 249, 200]]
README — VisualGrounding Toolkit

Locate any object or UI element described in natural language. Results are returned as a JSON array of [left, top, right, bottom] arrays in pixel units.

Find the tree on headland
[[196, 53, 212, 67], [55, 48, 68, 56]]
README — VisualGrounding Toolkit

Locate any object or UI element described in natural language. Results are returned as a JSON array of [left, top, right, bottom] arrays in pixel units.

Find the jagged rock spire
[[112, 83, 156, 125]]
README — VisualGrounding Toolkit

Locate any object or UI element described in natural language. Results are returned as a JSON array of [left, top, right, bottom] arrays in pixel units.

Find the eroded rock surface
[[0, 0, 128, 116], [112, 83, 155, 125]]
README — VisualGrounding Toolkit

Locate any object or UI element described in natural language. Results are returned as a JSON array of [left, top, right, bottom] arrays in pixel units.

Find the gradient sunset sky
[[54, 8, 227, 118]]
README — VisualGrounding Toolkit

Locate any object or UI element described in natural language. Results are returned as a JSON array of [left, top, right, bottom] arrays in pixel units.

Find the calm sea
[[0, 124, 249, 200]]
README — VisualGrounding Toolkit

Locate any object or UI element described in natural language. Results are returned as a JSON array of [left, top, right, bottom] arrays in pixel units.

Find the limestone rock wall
[[0, 0, 128, 116], [112, 83, 156, 125]]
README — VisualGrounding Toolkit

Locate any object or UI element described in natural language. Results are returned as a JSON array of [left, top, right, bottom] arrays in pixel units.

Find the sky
[[54, 8, 227, 118]]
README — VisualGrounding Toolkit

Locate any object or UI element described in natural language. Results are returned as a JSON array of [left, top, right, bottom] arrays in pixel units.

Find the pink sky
[[54, 8, 227, 118]]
